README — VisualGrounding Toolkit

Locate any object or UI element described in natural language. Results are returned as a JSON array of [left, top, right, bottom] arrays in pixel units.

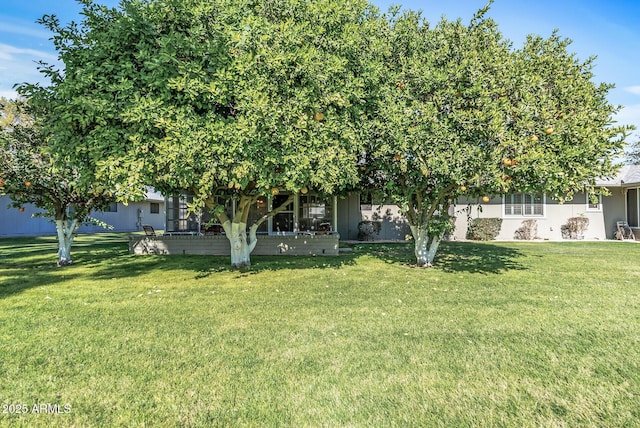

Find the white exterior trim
[[502, 193, 546, 218], [585, 193, 602, 212]]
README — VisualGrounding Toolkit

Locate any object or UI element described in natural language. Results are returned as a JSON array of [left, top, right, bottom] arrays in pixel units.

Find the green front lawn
[[1, 235, 639, 427]]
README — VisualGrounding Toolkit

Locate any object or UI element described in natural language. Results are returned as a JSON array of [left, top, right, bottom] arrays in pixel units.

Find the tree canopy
[[19, 0, 634, 267], [0, 98, 115, 265], [362, 6, 631, 265], [24, 0, 385, 267]]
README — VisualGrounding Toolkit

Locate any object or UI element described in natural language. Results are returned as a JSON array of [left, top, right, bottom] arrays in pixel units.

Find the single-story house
[[130, 165, 639, 256], [5, 166, 639, 250], [132, 192, 343, 256], [0, 189, 165, 237], [344, 165, 640, 242], [348, 165, 640, 242]]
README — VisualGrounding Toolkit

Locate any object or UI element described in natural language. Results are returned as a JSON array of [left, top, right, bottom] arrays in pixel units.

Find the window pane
[[150, 203, 160, 214], [532, 203, 543, 215], [299, 194, 333, 233], [247, 196, 268, 233], [166, 195, 198, 232], [273, 193, 294, 233], [587, 194, 601, 210], [273, 212, 294, 233], [530, 195, 543, 216], [628, 189, 639, 228], [504, 195, 513, 215], [504, 193, 542, 216]]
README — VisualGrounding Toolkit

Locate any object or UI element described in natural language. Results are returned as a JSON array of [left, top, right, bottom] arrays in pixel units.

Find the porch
[[129, 233, 340, 256]]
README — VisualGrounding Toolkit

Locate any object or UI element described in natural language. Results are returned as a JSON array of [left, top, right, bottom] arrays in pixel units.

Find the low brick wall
[[129, 234, 340, 256]]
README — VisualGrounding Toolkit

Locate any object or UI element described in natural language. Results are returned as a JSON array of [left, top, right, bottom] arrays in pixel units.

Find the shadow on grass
[[0, 233, 360, 296], [1, 234, 527, 298], [0, 234, 134, 298], [352, 241, 527, 274]]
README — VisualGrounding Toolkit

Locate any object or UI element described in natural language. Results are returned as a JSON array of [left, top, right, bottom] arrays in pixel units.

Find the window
[[360, 192, 373, 210], [628, 189, 639, 228], [165, 195, 199, 232], [104, 202, 118, 213], [299, 194, 333, 233], [199, 192, 235, 234], [247, 196, 268, 234], [150, 202, 160, 214], [586, 194, 602, 211], [504, 193, 544, 217], [272, 193, 295, 233]]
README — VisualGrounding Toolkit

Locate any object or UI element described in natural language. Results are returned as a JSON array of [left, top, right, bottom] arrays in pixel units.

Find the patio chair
[[143, 225, 157, 237], [615, 221, 635, 240]]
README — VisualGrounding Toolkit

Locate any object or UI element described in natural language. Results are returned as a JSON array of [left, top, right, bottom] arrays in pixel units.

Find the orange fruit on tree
[[482, 196, 490, 203], [530, 135, 539, 142], [314, 112, 325, 121], [545, 127, 554, 135], [25, 181, 32, 187], [271, 187, 279, 195], [460, 185, 467, 192]]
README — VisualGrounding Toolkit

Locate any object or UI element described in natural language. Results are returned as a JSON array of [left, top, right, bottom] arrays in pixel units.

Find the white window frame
[[503, 193, 545, 218], [586, 193, 602, 212]]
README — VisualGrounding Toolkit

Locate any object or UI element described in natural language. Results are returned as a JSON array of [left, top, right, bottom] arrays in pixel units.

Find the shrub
[[514, 219, 538, 240], [357, 220, 381, 241], [562, 216, 589, 239], [466, 218, 502, 241]]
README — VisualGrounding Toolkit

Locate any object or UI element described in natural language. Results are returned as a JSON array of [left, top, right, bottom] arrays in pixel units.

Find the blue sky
[[1, 0, 639, 142]]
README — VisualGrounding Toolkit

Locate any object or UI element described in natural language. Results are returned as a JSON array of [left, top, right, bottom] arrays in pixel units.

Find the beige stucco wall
[[452, 193, 608, 241]]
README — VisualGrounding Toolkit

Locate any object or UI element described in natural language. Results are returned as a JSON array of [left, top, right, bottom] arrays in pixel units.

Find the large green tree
[[628, 139, 640, 164], [0, 98, 115, 266], [363, 6, 632, 266], [28, 0, 384, 267]]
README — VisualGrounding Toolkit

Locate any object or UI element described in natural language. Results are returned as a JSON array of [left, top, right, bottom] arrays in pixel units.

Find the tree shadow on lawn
[[354, 241, 527, 274], [68, 242, 360, 281], [1, 235, 526, 299], [0, 266, 83, 299], [0, 234, 359, 293], [0, 236, 125, 298]]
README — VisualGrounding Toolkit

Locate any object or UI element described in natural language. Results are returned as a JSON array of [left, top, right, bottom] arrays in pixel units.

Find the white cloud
[[0, 43, 57, 62], [0, 89, 18, 100], [0, 21, 50, 40], [625, 86, 640, 96], [615, 104, 640, 126], [0, 42, 58, 95], [614, 104, 640, 144]]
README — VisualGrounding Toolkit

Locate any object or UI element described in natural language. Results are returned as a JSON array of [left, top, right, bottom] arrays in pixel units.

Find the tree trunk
[[223, 221, 252, 268], [409, 225, 443, 267], [55, 218, 79, 267], [216, 192, 295, 268]]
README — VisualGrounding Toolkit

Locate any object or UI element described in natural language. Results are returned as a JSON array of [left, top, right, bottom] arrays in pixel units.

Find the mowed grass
[[1, 234, 639, 427]]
